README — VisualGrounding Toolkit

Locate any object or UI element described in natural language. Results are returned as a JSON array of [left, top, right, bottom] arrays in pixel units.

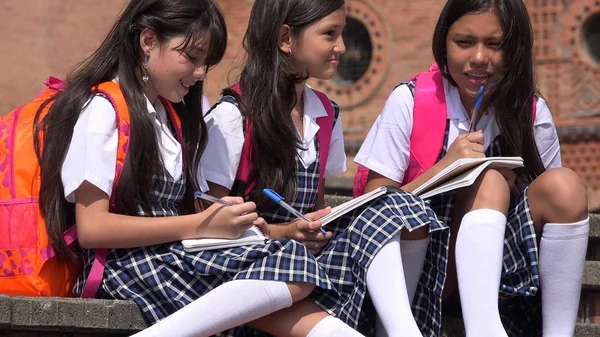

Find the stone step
[[590, 213, 600, 240], [584, 261, 600, 290], [441, 318, 600, 337]]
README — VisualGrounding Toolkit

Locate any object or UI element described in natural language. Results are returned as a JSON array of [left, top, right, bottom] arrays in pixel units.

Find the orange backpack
[[0, 77, 183, 297]]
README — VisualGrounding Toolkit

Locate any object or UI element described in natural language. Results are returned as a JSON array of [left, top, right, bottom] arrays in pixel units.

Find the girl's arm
[[366, 131, 485, 193], [75, 181, 258, 249], [207, 181, 331, 252], [359, 84, 485, 194]]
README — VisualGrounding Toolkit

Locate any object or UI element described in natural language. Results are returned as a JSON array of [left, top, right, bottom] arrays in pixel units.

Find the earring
[[288, 49, 292, 56], [142, 54, 150, 83]]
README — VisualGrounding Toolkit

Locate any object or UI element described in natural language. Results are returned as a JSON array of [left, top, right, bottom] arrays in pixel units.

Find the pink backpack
[[229, 85, 336, 195], [352, 65, 537, 197]]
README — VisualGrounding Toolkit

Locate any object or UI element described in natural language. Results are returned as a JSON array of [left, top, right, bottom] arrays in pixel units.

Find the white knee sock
[[131, 280, 293, 337], [367, 235, 423, 337], [401, 237, 429, 303], [307, 316, 365, 337], [456, 209, 508, 337], [540, 217, 589, 337]]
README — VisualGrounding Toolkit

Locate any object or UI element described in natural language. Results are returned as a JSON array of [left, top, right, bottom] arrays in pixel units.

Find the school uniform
[[203, 86, 445, 336], [355, 77, 561, 336], [62, 92, 340, 336]]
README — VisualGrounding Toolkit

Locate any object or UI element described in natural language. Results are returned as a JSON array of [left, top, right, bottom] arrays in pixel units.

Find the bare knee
[[286, 282, 315, 303], [529, 167, 587, 224], [457, 168, 511, 214], [401, 226, 429, 240]]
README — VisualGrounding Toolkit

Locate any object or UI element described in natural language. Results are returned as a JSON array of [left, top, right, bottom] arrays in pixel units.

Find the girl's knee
[[286, 282, 315, 303], [401, 226, 429, 240], [459, 168, 511, 213], [530, 167, 588, 222]]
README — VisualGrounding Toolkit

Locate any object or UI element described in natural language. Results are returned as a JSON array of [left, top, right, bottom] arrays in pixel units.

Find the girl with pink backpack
[[200, 0, 446, 336], [355, 0, 588, 336]]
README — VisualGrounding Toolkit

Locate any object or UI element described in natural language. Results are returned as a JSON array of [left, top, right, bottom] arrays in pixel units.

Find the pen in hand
[[194, 191, 234, 206], [469, 85, 485, 133], [262, 188, 328, 235]]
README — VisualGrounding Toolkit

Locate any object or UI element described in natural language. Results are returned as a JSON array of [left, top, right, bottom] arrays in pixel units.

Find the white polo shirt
[[200, 85, 347, 190], [354, 77, 561, 184], [61, 94, 209, 202]]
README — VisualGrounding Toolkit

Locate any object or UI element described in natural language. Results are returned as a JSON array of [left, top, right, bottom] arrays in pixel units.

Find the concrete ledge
[[0, 295, 145, 334], [584, 261, 600, 290], [590, 213, 600, 240]]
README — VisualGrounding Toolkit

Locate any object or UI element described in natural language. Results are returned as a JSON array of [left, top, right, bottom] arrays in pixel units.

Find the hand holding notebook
[[412, 156, 524, 199]]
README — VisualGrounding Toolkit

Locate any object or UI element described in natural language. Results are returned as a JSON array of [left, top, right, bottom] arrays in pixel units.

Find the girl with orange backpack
[[28, 0, 369, 336], [355, 0, 589, 336], [201, 0, 446, 336]]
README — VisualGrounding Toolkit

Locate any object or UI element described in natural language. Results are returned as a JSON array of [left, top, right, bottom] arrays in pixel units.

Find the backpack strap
[[311, 88, 336, 190], [401, 70, 447, 185], [229, 85, 256, 196], [79, 81, 132, 298], [229, 85, 336, 196], [352, 68, 447, 197]]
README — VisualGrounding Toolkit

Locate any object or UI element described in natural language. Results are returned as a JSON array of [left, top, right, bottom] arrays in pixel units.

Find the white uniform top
[[200, 85, 347, 190], [354, 77, 561, 183], [61, 94, 209, 203]]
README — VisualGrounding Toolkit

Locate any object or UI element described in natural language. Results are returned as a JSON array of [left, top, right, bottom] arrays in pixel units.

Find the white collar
[[303, 85, 328, 120]]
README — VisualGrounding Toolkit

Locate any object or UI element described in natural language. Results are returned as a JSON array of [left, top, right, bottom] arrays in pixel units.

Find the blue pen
[[263, 188, 327, 235], [194, 191, 234, 206], [469, 85, 485, 133]]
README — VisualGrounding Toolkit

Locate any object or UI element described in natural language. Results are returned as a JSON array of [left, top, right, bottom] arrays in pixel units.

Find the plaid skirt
[[78, 238, 339, 336], [247, 187, 447, 337]]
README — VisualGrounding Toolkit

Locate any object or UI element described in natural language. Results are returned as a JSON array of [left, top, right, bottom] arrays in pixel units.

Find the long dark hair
[[231, 0, 344, 209], [34, 0, 227, 258], [432, 0, 545, 182]]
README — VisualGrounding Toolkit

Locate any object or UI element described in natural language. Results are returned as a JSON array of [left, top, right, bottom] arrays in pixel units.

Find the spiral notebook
[[182, 226, 268, 252]]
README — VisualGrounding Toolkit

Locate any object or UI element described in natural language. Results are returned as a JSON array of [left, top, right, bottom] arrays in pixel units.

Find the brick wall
[[2, 0, 600, 207]]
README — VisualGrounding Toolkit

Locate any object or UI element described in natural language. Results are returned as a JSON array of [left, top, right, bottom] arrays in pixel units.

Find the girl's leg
[[252, 228, 429, 337], [528, 168, 589, 337], [248, 299, 364, 337], [367, 234, 424, 337], [453, 169, 511, 337], [132, 280, 311, 337]]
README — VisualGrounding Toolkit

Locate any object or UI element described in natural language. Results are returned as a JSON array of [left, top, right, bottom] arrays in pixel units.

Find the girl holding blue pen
[[356, 0, 589, 336], [202, 0, 446, 336]]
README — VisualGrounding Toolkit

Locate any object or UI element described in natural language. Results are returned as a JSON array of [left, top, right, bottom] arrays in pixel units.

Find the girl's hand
[[441, 130, 486, 166], [254, 217, 270, 238], [194, 196, 259, 239], [269, 207, 334, 254]]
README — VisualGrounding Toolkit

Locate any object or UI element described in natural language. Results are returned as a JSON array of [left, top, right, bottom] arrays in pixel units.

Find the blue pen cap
[[475, 85, 484, 110], [263, 188, 284, 204]]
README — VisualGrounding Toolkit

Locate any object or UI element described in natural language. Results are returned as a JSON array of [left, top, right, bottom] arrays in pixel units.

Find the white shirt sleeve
[[533, 97, 561, 169], [200, 101, 244, 190], [61, 95, 118, 203], [324, 102, 347, 177], [354, 85, 414, 183]]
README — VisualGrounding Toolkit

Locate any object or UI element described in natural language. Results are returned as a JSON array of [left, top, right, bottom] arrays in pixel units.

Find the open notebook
[[412, 157, 524, 199], [320, 185, 389, 226], [181, 186, 391, 252], [182, 226, 268, 252]]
